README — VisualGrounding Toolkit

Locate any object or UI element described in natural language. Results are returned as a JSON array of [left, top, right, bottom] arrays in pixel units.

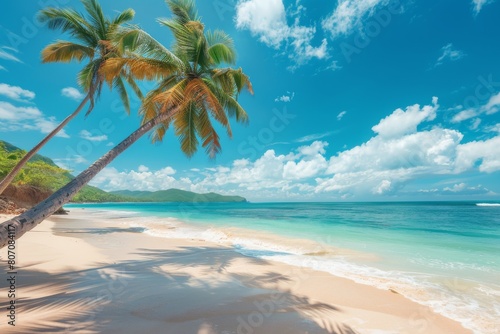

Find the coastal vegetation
[[0, 0, 142, 195], [0, 0, 253, 247], [0, 140, 246, 204]]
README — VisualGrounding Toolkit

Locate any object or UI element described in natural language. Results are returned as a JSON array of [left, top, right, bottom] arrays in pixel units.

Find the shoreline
[[0, 210, 472, 333]]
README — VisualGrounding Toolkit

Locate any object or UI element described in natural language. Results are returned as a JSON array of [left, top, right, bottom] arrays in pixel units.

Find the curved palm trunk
[[0, 110, 171, 248], [0, 94, 91, 195]]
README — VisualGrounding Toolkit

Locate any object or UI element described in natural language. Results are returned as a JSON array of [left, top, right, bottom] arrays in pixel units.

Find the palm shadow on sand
[[12, 244, 359, 334]]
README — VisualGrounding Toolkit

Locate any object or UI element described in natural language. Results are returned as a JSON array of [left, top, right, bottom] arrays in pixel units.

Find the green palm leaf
[[115, 0, 253, 158]]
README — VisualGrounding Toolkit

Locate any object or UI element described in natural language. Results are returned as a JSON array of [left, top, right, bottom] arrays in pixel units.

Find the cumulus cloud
[[62, 87, 85, 101], [90, 166, 189, 192], [435, 43, 466, 67], [455, 135, 500, 173], [0, 83, 35, 101], [236, 0, 328, 67], [87, 98, 500, 200], [0, 101, 68, 137], [372, 97, 438, 138], [275, 91, 295, 102], [138, 165, 150, 172], [322, 0, 391, 37], [80, 130, 108, 142], [316, 128, 464, 195]]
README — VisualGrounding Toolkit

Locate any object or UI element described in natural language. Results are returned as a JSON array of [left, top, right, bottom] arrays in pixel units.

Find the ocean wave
[[476, 203, 500, 207], [122, 216, 500, 334]]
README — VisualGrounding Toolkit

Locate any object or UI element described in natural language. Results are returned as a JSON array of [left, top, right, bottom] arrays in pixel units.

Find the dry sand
[[0, 210, 471, 333]]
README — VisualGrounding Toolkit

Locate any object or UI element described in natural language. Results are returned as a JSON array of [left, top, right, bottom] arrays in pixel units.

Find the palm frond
[[102, 57, 178, 83], [158, 18, 206, 66], [195, 107, 221, 158], [112, 8, 135, 26], [113, 76, 130, 114], [112, 26, 182, 66], [140, 77, 185, 122], [206, 30, 236, 65], [38, 7, 97, 46], [230, 68, 254, 94], [77, 58, 104, 115], [204, 78, 249, 124], [123, 71, 143, 101], [165, 0, 199, 24], [151, 122, 170, 143], [41, 41, 94, 63], [184, 79, 230, 132], [174, 102, 199, 157], [81, 0, 107, 39]]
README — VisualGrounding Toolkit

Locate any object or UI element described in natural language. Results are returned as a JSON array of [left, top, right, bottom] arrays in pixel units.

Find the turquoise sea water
[[66, 201, 500, 333]]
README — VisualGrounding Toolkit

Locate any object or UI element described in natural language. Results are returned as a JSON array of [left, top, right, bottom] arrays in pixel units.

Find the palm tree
[[0, 0, 253, 248], [0, 0, 142, 195]]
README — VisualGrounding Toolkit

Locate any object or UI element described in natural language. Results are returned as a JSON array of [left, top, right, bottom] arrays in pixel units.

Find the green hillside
[[0, 140, 128, 203], [110, 189, 247, 203], [0, 140, 247, 203]]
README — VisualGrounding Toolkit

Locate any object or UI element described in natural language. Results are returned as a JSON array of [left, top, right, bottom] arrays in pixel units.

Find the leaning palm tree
[[0, 0, 253, 248], [0, 0, 143, 195]]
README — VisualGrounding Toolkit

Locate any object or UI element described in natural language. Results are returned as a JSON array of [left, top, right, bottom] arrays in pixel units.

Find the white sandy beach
[[0, 210, 471, 334]]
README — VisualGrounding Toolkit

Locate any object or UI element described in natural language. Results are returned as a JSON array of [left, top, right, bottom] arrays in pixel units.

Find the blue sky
[[1, 0, 500, 201]]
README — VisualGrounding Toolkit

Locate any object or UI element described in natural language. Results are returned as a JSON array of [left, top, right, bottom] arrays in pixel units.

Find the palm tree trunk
[[0, 110, 171, 248], [0, 94, 91, 195]]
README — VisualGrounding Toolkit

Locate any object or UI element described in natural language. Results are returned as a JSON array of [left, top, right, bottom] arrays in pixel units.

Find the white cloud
[[455, 135, 500, 173], [322, 0, 390, 37], [374, 179, 392, 195], [54, 155, 88, 170], [88, 98, 500, 200], [295, 131, 334, 143], [61, 87, 85, 101], [80, 130, 108, 142], [483, 91, 500, 114], [451, 108, 477, 123], [419, 183, 493, 196], [435, 43, 466, 67], [472, 0, 495, 14], [106, 142, 115, 147], [236, 0, 328, 67], [90, 166, 186, 192], [0, 65, 5, 71], [275, 91, 295, 102], [326, 128, 463, 175], [0, 47, 21, 63], [326, 61, 342, 71], [486, 123, 500, 133], [0, 101, 69, 138], [449, 91, 500, 127], [372, 97, 438, 138], [34, 117, 70, 138], [470, 118, 481, 130], [0, 83, 35, 101], [283, 141, 328, 179], [0, 101, 41, 120], [337, 111, 347, 120], [138, 165, 149, 172]]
